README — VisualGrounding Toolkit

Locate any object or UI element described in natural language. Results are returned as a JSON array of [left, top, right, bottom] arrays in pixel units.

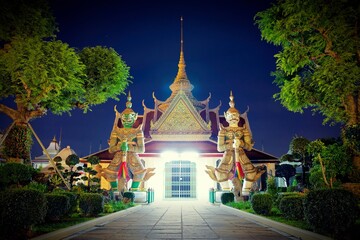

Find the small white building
[[32, 136, 60, 169]]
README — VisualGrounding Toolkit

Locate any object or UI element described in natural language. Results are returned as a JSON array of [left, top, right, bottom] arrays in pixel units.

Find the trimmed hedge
[[45, 193, 70, 221], [279, 195, 305, 220], [61, 191, 78, 214], [53, 190, 78, 214], [274, 192, 301, 208], [251, 193, 272, 215], [221, 192, 234, 204], [303, 188, 359, 236], [79, 193, 103, 216], [0, 189, 47, 238]]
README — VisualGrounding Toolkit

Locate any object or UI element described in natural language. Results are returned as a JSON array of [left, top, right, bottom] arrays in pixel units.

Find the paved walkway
[[33, 201, 331, 240]]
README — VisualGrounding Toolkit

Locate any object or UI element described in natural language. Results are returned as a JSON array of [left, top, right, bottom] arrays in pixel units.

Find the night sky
[[0, 0, 341, 158]]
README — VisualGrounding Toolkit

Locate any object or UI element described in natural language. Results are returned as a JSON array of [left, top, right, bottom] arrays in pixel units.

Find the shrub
[[45, 193, 70, 221], [303, 188, 359, 237], [103, 200, 134, 213], [221, 192, 234, 205], [23, 181, 48, 193], [0, 162, 36, 189], [0, 189, 47, 238], [123, 191, 135, 202], [266, 176, 278, 197], [279, 195, 305, 220], [274, 192, 301, 208], [251, 193, 272, 215], [79, 193, 103, 216], [53, 190, 78, 214], [103, 203, 115, 213]]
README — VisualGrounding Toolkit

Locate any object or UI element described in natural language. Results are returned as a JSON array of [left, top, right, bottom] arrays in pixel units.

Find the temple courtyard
[[32, 201, 330, 240]]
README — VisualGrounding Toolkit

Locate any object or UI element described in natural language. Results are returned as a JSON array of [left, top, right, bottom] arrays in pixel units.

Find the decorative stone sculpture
[[205, 91, 265, 200], [96, 92, 155, 197]]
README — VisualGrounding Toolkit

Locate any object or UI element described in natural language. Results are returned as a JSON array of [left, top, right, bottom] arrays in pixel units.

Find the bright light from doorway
[[180, 152, 199, 159], [160, 151, 199, 160]]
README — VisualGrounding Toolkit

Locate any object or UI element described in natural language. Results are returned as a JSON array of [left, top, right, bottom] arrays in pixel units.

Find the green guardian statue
[[96, 92, 155, 198], [206, 91, 265, 200]]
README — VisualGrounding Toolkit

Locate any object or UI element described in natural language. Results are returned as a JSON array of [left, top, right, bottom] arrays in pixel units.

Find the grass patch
[[31, 214, 95, 236], [31, 202, 135, 237]]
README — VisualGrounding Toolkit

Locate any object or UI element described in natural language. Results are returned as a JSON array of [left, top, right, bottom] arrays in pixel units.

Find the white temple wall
[[143, 156, 218, 202]]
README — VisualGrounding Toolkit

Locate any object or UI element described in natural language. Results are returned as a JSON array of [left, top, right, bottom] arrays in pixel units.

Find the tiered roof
[[84, 18, 277, 163]]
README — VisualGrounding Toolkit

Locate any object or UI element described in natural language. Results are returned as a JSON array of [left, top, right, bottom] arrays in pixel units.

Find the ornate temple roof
[[156, 17, 206, 112], [82, 18, 278, 164]]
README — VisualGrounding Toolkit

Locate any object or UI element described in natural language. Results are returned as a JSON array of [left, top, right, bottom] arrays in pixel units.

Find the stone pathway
[[63, 201, 296, 240]]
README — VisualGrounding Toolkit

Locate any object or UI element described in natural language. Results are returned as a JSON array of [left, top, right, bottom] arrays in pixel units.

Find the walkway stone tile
[[44, 201, 330, 240]]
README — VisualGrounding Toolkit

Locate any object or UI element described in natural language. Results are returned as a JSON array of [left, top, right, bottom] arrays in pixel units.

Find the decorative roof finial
[[122, 91, 135, 114], [173, 16, 188, 83], [181, 16, 184, 54], [226, 90, 239, 115]]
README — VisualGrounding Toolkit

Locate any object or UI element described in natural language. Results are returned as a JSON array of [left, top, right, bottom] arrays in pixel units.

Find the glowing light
[[160, 151, 199, 160], [161, 151, 178, 159], [180, 152, 199, 159]]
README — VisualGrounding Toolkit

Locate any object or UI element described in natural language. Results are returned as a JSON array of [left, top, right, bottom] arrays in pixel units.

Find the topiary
[[279, 195, 305, 220], [52, 189, 78, 214], [251, 193, 272, 215], [221, 192, 234, 205], [123, 191, 135, 202], [274, 192, 301, 208], [79, 193, 103, 216], [45, 193, 70, 221], [0, 189, 47, 238], [0, 162, 36, 189], [65, 154, 80, 166], [2, 125, 33, 164], [303, 188, 359, 237]]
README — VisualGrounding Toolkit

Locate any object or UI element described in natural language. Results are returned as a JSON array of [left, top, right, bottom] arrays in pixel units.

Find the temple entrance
[[164, 160, 196, 199]]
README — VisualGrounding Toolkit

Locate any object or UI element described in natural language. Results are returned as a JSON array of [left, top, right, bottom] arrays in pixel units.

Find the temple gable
[[149, 91, 211, 141]]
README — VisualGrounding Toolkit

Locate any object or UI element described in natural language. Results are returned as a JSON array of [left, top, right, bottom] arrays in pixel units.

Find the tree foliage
[[288, 136, 311, 185], [0, 0, 131, 162], [0, 0, 56, 41], [0, 0, 131, 124], [255, 0, 360, 126], [307, 139, 352, 188]]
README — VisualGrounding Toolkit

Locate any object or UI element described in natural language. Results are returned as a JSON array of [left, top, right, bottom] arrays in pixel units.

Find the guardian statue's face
[[121, 112, 137, 128], [225, 111, 240, 127]]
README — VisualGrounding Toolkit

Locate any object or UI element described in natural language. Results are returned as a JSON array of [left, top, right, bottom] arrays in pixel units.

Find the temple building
[[85, 20, 278, 201], [32, 136, 60, 169]]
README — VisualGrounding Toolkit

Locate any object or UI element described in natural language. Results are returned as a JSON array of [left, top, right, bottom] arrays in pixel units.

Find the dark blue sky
[[0, 0, 340, 158]]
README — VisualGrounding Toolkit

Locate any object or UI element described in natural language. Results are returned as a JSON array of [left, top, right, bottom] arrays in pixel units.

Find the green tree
[[255, 0, 360, 125], [289, 136, 310, 186], [255, 0, 360, 170], [0, 0, 131, 161], [307, 140, 352, 188], [81, 156, 101, 192]]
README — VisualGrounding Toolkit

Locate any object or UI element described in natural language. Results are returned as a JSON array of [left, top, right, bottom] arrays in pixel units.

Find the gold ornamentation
[[205, 91, 266, 199]]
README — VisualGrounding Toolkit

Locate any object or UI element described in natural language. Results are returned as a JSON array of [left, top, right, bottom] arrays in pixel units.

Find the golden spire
[[171, 17, 193, 92], [122, 91, 135, 114], [226, 90, 239, 114]]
